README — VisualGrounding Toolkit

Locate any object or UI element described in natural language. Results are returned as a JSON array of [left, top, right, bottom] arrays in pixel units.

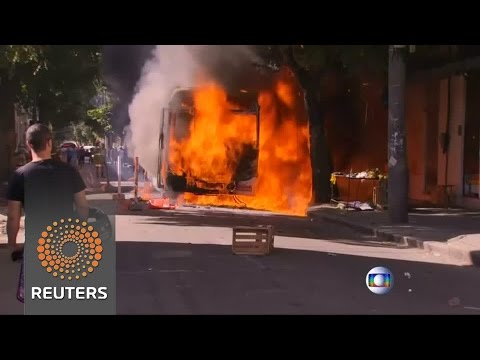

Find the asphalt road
[[2, 205, 480, 315], [114, 207, 480, 315]]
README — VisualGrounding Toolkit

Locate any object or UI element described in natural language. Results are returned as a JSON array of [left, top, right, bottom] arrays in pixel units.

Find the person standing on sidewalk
[[78, 146, 86, 169], [6, 123, 89, 257]]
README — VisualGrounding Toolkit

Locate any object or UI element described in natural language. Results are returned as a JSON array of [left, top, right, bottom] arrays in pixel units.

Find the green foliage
[[0, 45, 103, 129], [0, 45, 46, 75], [71, 121, 101, 145], [87, 102, 113, 133], [255, 45, 388, 80], [86, 82, 114, 136], [257, 45, 475, 81]]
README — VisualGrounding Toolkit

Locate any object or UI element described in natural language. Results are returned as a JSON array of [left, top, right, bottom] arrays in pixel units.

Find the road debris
[[404, 272, 411, 279], [128, 200, 145, 211], [327, 253, 337, 257], [448, 297, 461, 307], [148, 199, 177, 210]]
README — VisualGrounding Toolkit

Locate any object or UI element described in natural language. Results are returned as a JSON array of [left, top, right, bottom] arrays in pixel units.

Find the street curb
[[308, 212, 412, 246], [308, 211, 478, 267]]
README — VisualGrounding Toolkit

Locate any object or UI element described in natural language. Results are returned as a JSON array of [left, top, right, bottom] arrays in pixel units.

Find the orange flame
[[170, 69, 312, 216], [139, 181, 154, 201], [169, 85, 257, 185]]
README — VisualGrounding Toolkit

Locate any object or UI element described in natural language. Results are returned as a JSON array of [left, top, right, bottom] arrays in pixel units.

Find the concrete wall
[[405, 75, 469, 208], [406, 80, 429, 202], [326, 76, 388, 173], [459, 73, 480, 209], [324, 70, 475, 209], [435, 76, 466, 206], [446, 76, 466, 201], [437, 78, 449, 187], [436, 76, 465, 191]]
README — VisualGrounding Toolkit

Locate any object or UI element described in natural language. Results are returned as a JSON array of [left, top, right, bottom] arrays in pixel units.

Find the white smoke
[[126, 45, 200, 175], [126, 45, 261, 178]]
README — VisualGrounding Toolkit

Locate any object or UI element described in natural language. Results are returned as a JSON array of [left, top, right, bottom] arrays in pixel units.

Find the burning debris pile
[[127, 46, 312, 216]]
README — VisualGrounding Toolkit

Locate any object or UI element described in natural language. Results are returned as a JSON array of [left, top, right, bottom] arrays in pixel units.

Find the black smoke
[[102, 45, 156, 132], [102, 45, 275, 134], [185, 45, 274, 93]]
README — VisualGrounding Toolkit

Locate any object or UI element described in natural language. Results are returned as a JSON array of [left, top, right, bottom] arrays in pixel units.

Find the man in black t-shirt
[[6, 124, 89, 256]]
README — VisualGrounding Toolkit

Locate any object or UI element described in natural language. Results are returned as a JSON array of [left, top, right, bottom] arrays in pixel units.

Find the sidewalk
[[0, 163, 115, 241], [79, 162, 142, 194], [0, 161, 145, 240], [0, 183, 24, 240], [308, 204, 480, 267]]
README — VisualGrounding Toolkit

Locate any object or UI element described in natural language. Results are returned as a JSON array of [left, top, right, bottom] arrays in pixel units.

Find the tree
[[253, 45, 387, 203], [71, 121, 102, 145], [86, 83, 114, 132], [0, 45, 103, 129]]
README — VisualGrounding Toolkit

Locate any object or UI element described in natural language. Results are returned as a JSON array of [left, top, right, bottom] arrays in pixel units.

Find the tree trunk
[[31, 89, 41, 124], [37, 93, 43, 124], [281, 46, 333, 204], [304, 91, 332, 203], [0, 76, 17, 181], [32, 103, 38, 123]]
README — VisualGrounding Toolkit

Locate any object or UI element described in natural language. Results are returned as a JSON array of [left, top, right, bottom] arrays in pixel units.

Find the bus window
[[173, 110, 192, 141]]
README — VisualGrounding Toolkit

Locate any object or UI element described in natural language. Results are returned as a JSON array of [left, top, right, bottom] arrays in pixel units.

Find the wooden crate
[[232, 226, 274, 255]]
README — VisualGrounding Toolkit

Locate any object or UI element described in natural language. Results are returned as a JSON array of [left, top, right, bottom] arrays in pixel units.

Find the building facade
[[406, 71, 480, 209]]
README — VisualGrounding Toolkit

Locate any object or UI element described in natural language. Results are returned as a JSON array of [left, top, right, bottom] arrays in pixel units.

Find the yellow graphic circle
[[37, 218, 103, 280]]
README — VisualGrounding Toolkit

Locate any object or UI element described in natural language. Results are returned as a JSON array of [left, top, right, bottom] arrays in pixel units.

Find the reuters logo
[[37, 218, 103, 280]]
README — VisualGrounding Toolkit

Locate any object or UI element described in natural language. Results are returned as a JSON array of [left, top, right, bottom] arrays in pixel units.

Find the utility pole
[[388, 45, 409, 224]]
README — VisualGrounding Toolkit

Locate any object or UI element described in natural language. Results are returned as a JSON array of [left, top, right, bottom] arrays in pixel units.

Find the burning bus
[[154, 87, 261, 196]]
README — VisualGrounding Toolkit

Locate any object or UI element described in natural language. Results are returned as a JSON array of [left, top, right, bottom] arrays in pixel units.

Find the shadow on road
[[3, 241, 480, 314], [470, 251, 480, 267], [308, 206, 480, 243], [116, 241, 480, 315], [127, 207, 405, 248]]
